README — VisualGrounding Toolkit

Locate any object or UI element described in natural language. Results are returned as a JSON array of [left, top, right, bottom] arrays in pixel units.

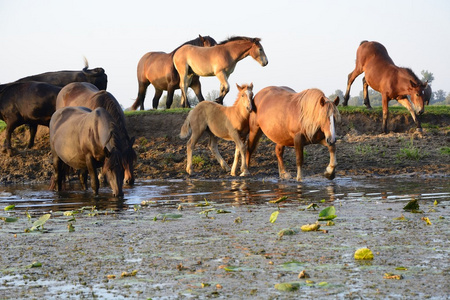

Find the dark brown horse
[[50, 106, 125, 197], [343, 41, 428, 133], [180, 83, 254, 176], [0, 81, 61, 156], [56, 82, 136, 186], [15, 58, 107, 90], [247, 87, 340, 181], [131, 35, 217, 110], [173, 36, 268, 107]]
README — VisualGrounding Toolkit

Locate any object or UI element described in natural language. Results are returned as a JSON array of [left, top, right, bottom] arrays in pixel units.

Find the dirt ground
[[0, 110, 449, 183]]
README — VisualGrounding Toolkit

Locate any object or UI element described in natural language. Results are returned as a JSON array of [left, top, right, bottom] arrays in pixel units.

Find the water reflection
[[0, 177, 449, 213]]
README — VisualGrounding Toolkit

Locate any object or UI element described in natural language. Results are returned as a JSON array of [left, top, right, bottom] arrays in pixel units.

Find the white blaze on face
[[329, 114, 336, 144]]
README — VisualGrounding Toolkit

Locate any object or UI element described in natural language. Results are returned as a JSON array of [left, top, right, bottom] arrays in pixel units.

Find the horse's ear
[[236, 83, 242, 91], [334, 96, 340, 106], [320, 96, 326, 106], [199, 34, 204, 42], [249, 82, 253, 90]]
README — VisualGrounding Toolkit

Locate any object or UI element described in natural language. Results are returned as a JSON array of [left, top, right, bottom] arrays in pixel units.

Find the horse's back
[[357, 41, 395, 67], [56, 82, 99, 109]]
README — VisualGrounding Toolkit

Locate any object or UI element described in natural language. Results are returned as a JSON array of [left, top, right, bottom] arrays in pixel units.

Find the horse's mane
[[94, 91, 127, 131], [171, 35, 217, 54], [295, 89, 341, 142], [103, 122, 125, 171], [219, 36, 261, 45], [402, 67, 421, 83]]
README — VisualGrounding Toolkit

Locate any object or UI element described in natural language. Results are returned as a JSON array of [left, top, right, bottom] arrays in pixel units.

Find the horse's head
[[250, 38, 268, 67], [319, 96, 340, 146], [102, 148, 125, 197], [123, 136, 137, 186], [236, 83, 254, 112], [198, 34, 217, 47], [408, 80, 428, 115]]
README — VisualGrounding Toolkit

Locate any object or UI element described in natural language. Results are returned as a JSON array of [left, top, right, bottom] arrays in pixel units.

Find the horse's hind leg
[[185, 130, 202, 175], [208, 135, 231, 173], [362, 77, 372, 109], [131, 80, 150, 110], [190, 76, 205, 102], [152, 89, 163, 110]]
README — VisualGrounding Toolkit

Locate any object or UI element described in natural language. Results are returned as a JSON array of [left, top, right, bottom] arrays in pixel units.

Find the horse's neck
[[227, 42, 252, 63]]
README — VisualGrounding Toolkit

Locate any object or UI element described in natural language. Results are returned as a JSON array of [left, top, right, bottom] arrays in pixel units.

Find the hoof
[[324, 171, 336, 180], [280, 172, 292, 180], [239, 171, 250, 177], [416, 127, 423, 133]]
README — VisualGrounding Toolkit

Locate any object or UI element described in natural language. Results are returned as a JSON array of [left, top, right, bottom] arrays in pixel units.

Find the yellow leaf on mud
[[301, 222, 320, 231], [422, 217, 432, 225], [354, 248, 374, 260]]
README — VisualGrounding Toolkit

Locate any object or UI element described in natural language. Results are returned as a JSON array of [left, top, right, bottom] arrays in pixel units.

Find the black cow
[[0, 81, 61, 155], [14, 59, 107, 90]]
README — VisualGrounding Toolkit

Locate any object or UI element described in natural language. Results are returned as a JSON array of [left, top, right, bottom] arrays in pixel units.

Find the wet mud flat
[[1, 178, 449, 299]]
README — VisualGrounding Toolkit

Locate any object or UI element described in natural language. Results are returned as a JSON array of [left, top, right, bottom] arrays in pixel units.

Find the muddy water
[[0, 176, 449, 299]]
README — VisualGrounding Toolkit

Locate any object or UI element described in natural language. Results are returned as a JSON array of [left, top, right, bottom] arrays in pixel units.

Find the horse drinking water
[[180, 83, 254, 176], [247, 87, 340, 181], [50, 106, 125, 197], [343, 40, 427, 133], [56, 82, 136, 186], [131, 35, 217, 110], [173, 36, 268, 107]]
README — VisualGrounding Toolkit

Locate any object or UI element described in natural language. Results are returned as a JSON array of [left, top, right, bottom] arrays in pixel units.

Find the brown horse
[[50, 106, 125, 197], [131, 35, 217, 110], [56, 82, 136, 186], [343, 41, 428, 133], [173, 36, 268, 107], [247, 87, 340, 181], [180, 83, 254, 176]]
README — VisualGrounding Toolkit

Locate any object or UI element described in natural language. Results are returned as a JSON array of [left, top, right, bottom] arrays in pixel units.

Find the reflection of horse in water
[[180, 83, 254, 176], [50, 107, 126, 197], [173, 36, 268, 107], [56, 82, 136, 186], [131, 35, 217, 110], [247, 86, 340, 181], [343, 40, 428, 133]]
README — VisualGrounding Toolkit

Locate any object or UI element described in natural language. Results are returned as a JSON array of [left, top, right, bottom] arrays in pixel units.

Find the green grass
[[0, 120, 5, 132], [396, 138, 428, 161], [440, 146, 450, 155]]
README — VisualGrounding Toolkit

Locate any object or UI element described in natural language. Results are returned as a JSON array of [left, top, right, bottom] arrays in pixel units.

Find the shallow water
[[1, 176, 449, 213]]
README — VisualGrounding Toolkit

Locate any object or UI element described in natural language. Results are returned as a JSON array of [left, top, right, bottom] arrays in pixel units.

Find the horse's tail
[[180, 112, 192, 139]]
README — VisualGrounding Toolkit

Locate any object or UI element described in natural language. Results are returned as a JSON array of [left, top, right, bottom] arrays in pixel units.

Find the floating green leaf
[[269, 196, 288, 204], [1, 217, 19, 223], [195, 198, 211, 207], [269, 211, 279, 223], [403, 199, 419, 211], [354, 248, 374, 260], [29, 214, 51, 231], [27, 261, 42, 268], [4, 205, 15, 211], [278, 228, 297, 236], [395, 266, 408, 271], [274, 282, 300, 291], [155, 213, 182, 220], [306, 203, 319, 210], [318, 206, 336, 221], [216, 209, 231, 214]]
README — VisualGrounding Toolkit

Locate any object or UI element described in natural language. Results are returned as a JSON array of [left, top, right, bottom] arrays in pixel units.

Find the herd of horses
[[0, 36, 430, 196]]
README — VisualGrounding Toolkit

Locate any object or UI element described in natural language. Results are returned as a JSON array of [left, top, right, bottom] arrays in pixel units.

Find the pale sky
[[1, 0, 449, 108]]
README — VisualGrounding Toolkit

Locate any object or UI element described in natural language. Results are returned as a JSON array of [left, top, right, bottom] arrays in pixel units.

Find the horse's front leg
[[343, 69, 362, 106], [275, 144, 291, 180], [231, 135, 250, 177], [27, 124, 38, 149], [215, 72, 229, 105], [320, 139, 337, 180], [293, 135, 304, 181], [152, 89, 163, 110], [381, 95, 390, 134], [397, 97, 422, 132], [86, 155, 99, 195]]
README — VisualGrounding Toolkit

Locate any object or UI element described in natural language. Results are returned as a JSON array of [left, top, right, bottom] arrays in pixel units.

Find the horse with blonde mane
[[247, 87, 340, 181], [180, 83, 254, 176], [131, 35, 217, 110], [173, 36, 268, 107]]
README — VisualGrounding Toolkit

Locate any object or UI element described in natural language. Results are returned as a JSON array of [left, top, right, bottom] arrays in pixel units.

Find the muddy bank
[[0, 110, 449, 183]]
